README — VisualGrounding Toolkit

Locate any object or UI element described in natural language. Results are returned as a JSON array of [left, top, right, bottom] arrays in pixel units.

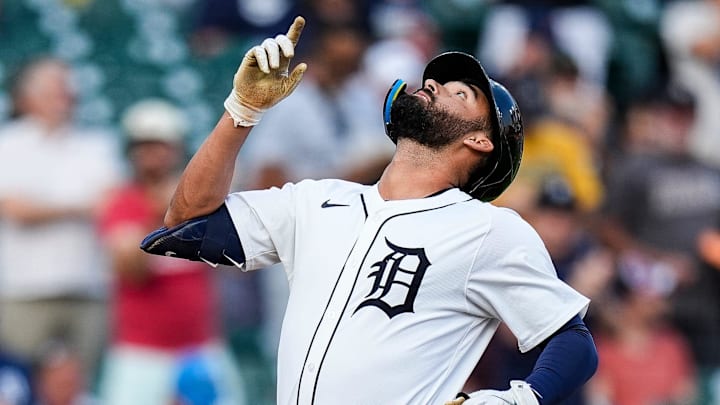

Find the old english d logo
[[354, 238, 430, 318]]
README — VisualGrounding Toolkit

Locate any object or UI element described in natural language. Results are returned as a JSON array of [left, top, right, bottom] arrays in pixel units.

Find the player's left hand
[[444, 380, 540, 405]]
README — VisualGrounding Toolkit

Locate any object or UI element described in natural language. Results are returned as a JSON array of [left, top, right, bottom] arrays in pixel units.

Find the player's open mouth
[[413, 89, 433, 103]]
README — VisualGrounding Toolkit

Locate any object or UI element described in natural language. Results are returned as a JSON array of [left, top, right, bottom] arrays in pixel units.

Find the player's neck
[[377, 145, 459, 200]]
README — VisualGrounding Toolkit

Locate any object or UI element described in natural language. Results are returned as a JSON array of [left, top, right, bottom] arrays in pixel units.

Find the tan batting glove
[[224, 16, 307, 127]]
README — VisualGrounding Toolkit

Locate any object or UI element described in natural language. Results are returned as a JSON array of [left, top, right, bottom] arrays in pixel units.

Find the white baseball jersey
[[225, 179, 589, 405]]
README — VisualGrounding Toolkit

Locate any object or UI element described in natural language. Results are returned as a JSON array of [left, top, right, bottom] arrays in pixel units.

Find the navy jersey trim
[[295, 239, 358, 405], [360, 194, 368, 219]]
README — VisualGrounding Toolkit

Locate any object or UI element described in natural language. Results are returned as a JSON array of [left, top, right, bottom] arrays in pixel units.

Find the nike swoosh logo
[[321, 199, 350, 208]]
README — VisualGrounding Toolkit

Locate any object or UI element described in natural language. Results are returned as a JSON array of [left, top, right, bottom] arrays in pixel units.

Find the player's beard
[[390, 92, 491, 150]]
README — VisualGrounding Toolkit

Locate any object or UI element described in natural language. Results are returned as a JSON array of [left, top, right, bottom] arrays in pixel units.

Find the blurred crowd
[[1, 0, 720, 404]]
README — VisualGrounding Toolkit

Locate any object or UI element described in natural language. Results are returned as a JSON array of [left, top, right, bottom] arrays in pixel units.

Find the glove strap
[[224, 92, 266, 127], [509, 380, 541, 405]]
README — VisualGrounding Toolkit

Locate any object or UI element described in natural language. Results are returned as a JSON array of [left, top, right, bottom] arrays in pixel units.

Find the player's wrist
[[455, 380, 540, 405], [224, 91, 266, 127], [509, 380, 542, 405]]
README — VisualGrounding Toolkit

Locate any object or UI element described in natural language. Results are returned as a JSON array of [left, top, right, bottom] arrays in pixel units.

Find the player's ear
[[462, 132, 493, 154]]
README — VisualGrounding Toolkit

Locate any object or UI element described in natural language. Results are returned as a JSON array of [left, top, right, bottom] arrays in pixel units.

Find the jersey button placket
[[298, 212, 385, 404]]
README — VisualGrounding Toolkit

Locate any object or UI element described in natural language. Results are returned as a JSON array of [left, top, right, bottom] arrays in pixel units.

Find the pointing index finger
[[286, 16, 305, 47]]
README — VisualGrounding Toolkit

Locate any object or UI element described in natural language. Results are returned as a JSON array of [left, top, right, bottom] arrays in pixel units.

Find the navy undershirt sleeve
[[524, 315, 598, 405]]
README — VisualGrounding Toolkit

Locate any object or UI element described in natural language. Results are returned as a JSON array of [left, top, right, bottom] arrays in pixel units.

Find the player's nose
[[423, 79, 440, 95]]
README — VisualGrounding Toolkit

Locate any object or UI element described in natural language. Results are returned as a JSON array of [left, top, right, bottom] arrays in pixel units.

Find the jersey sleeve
[[466, 208, 590, 353], [224, 182, 298, 274]]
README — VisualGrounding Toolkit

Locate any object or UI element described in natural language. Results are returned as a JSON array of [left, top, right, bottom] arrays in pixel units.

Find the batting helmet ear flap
[[383, 79, 407, 142], [464, 80, 523, 202]]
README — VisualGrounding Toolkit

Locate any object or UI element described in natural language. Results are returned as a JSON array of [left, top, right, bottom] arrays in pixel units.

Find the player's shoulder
[[294, 178, 370, 196], [278, 178, 368, 206], [485, 204, 524, 221], [277, 179, 371, 213], [465, 200, 524, 222], [480, 204, 543, 242]]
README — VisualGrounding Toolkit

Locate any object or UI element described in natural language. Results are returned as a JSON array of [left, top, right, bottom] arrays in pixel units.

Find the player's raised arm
[[164, 16, 307, 227]]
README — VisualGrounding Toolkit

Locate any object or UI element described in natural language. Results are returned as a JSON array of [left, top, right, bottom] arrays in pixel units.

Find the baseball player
[[141, 17, 598, 405]]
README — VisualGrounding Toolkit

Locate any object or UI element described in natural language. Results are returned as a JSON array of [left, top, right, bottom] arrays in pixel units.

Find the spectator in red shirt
[[97, 99, 245, 405]]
